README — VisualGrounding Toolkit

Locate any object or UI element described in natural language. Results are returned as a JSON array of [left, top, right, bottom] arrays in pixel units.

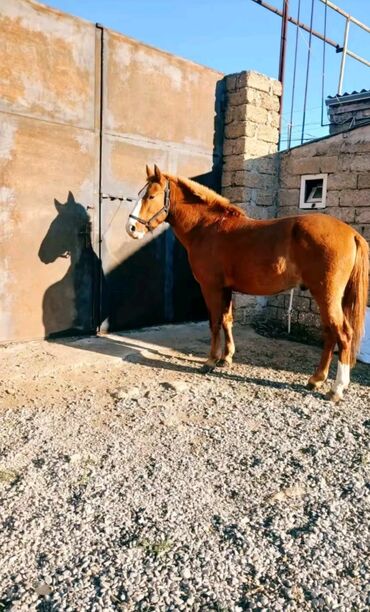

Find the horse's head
[[39, 191, 90, 264], [126, 165, 170, 239]]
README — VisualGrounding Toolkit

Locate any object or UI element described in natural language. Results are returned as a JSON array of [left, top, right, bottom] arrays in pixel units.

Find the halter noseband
[[129, 181, 171, 233]]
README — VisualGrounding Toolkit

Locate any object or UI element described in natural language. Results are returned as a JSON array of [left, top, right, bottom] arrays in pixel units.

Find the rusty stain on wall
[[0, 0, 95, 127], [0, 0, 224, 341]]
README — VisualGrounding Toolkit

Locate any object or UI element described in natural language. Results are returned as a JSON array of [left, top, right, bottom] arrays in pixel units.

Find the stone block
[[245, 105, 268, 124], [326, 190, 340, 207], [221, 171, 233, 188], [271, 80, 282, 96], [280, 173, 301, 189], [319, 156, 338, 173], [247, 204, 276, 220], [277, 206, 301, 218], [255, 192, 276, 207], [222, 186, 246, 202], [244, 71, 275, 94], [358, 173, 370, 189], [293, 296, 311, 312], [242, 172, 277, 190], [223, 156, 246, 172], [225, 74, 237, 92], [228, 89, 248, 107], [245, 154, 278, 175], [331, 208, 356, 223], [340, 189, 370, 207], [268, 111, 280, 128], [225, 105, 248, 124], [243, 137, 273, 157], [342, 154, 370, 172], [356, 209, 370, 223], [290, 157, 321, 175], [223, 137, 247, 156], [327, 172, 357, 190], [224, 121, 256, 139], [298, 312, 321, 328], [257, 124, 279, 144], [279, 189, 300, 208]]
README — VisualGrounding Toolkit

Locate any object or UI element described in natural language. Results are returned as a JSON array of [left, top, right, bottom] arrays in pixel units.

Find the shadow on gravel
[[54, 325, 369, 389]]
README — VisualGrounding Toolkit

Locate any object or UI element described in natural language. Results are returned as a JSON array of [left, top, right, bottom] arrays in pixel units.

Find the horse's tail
[[342, 233, 369, 366]]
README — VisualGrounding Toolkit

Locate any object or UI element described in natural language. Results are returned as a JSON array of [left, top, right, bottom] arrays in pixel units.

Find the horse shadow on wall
[[38, 191, 108, 338]]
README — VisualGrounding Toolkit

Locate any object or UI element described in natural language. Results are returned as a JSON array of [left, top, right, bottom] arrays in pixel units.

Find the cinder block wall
[[221, 71, 281, 320], [221, 72, 370, 333], [268, 125, 370, 335]]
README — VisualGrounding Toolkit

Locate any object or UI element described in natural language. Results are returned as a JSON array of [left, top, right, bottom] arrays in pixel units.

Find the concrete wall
[[0, 0, 223, 342], [0, 0, 98, 342]]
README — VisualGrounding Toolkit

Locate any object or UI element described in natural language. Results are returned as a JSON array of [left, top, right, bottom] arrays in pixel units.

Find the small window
[[300, 174, 327, 209]]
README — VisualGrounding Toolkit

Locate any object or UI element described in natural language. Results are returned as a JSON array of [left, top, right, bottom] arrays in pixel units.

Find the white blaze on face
[[126, 197, 146, 239], [332, 361, 350, 398]]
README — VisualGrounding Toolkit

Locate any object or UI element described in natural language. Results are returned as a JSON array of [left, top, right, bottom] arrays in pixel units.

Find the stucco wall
[[0, 0, 224, 342]]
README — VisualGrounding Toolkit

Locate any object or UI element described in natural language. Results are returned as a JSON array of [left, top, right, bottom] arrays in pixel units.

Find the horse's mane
[[165, 174, 244, 217]]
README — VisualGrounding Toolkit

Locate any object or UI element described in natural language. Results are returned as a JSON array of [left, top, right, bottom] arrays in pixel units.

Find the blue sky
[[45, 0, 370, 146]]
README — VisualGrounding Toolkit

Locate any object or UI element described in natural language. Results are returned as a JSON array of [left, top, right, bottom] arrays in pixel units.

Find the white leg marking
[[126, 199, 146, 239], [332, 361, 350, 398]]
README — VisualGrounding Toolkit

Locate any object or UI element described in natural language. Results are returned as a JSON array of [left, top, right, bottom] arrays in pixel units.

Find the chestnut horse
[[126, 165, 369, 402]]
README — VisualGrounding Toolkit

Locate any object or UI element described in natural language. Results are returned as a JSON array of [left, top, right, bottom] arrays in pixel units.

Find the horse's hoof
[[219, 359, 233, 369], [200, 363, 216, 374], [307, 378, 324, 390], [325, 389, 343, 403]]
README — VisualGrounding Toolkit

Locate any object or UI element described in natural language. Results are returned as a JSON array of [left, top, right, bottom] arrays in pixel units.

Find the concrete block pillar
[[222, 70, 282, 220], [221, 71, 282, 322]]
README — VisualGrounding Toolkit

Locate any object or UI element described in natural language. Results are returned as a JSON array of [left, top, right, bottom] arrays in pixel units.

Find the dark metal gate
[[95, 27, 225, 332]]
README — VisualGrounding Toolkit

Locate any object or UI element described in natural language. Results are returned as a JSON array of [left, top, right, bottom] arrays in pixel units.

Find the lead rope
[[287, 289, 294, 334]]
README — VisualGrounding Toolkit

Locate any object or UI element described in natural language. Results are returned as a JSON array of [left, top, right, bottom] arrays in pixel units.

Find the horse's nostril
[[130, 225, 136, 233]]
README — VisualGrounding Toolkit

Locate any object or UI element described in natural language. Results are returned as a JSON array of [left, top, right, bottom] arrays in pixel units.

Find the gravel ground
[[0, 322, 369, 611]]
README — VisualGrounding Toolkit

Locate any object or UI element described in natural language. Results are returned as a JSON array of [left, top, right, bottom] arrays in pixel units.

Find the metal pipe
[[253, 0, 370, 68], [301, 0, 315, 144], [288, 0, 301, 149], [338, 17, 350, 95], [320, 0, 370, 33], [96, 23, 104, 332], [278, 0, 289, 148], [251, 0, 341, 50], [346, 49, 370, 68]]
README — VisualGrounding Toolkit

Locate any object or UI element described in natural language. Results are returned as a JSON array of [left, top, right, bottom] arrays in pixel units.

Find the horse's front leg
[[200, 285, 224, 373], [220, 288, 235, 368]]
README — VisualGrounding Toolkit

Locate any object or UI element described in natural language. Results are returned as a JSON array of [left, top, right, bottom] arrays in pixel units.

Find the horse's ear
[[67, 191, 75, 206], [154, 164, 162, 182], [146, 164, 153, 178], [54, 198, 63, 213]]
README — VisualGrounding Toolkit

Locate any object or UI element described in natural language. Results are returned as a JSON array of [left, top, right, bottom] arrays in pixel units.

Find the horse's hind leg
[[327, 313, 353, 402], [220, 288, 235, 368], [308, 325, 336, 390], [310, 296, 353, 401]]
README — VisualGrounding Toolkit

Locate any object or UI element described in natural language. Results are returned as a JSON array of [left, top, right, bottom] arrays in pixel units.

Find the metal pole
[[320, 0, 370, 33], [96, 23, 104, 332], [338, 17, 350, 94], [278, 0, 289, 148], [251, 0, 340, 50], [301, 0, 315, 144]]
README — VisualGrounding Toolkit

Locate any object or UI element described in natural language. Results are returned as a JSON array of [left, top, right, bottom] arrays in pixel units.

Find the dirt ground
[[1, 322, 369, 413]]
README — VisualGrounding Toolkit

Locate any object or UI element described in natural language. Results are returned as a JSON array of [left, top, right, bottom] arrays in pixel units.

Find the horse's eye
[[148, 195, 155, 200]]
